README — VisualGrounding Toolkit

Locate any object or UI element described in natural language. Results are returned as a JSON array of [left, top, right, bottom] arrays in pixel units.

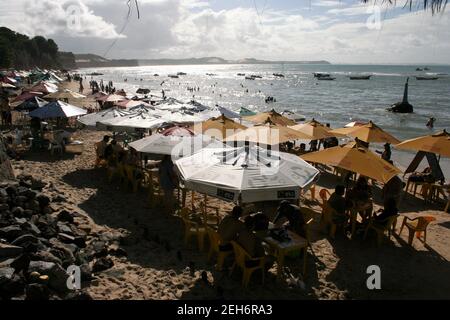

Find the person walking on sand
[[159, 155, 178, 214], [79, 78, 84, 93]]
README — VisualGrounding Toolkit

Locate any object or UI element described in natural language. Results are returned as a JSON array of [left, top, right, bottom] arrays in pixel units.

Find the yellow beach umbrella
[[301, 142, 401, 183], [192, 114, 247, 139], [243, 109, 296, 126], [395, 130, 450, 158], [290, 119, 342, 140], [225, 123, 313, 145], [330, 120, 400, 144]]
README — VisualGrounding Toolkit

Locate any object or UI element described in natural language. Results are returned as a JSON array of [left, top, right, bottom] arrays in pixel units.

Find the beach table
[[263, 230, 308, 280]]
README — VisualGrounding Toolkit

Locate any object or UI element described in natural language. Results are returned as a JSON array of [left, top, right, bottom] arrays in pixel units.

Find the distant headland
[[74, 54, 331, 68]]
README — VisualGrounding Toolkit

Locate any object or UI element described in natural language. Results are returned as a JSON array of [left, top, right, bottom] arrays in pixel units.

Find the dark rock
[[108, 246, 127, 257], [22, 222, 41, 236], [5, 186, 17, 197], [25, 283, 50, 300], [30, 179, 46, 191], [57, 210, 74, 224], [58, 233, 76, 244], [14, 217, 27, 225], [28, 261, 69, 293], [36, 194, 50, 209], [0, 203, 9, 212], [57, 222, 73, 235], [30, 250, 63, 266], [90, 241, 108, 258], [52, 195, 66, 203], [10, 254, 30, 272], [11, 234, 39, 247], [0, 267, 25, 298], [0, 225, 24, 241], [92, 257, 114, 273], [0, 243, 23, 259], [66, 290, 93, 300], [80, 263, 93, 281], [11, 206, 25, 218]]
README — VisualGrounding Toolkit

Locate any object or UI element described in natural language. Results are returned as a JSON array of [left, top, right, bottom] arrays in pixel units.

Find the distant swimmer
[[426, 117, 436, 129]]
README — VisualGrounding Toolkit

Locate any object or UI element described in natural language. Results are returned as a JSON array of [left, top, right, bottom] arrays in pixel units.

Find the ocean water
[[80, 64, 450, 177]]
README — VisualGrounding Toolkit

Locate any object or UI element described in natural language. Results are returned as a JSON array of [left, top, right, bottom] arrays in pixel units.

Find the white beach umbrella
[[129, 133, 225, 159], [175, 145, 320, 203], [98, 111, 165, 132], [78, 107, 132, 127], [28, 100, 87, 119]]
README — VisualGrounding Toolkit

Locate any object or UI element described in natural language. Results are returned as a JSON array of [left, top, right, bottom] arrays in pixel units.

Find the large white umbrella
[[175, 145, 320, 203], [78, 107, 132, 127], [129, 133, 225, 159], [98, 111, 165, 132], [28, 100, 87, 119]]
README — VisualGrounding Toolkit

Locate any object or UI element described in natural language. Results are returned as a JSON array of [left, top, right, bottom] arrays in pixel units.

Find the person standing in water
[[426, 117, 436, 129]]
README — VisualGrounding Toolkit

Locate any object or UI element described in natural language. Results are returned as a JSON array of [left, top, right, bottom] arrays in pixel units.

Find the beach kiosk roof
[[330, 121, 401, 144], [192, 114, 247, 139], [28, 100, 87, 119], [301, 142, 401, 183], [78, 107, 132, 127], [45, 89, 86, 100], [175, 145, 320, 203], [395, 130, 450, 158]]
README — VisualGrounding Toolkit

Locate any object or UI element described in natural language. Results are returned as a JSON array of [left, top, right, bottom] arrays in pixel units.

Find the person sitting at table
[[328, 185, 349, 225], [373, 198, 398, 226], [218, 206, 245, 248], [237, 216, 274, 269], [346, 176, 373, 221], [273, 200, 306, 237], [383, 175, 405, 208]]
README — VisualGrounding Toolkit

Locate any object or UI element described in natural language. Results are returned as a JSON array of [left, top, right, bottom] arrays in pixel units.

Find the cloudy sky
[[1, 0, 450, 64]]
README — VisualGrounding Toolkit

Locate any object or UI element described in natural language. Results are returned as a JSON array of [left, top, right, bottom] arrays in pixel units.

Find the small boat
[[281, 110, 305, 122], [424, 67, 430, 71], [87, 72, 103, 76], [416, 68, 423, 71], [251, 75, 262, 79], [245, 76, 255, 80], [273, 73, 285, 78], [349, 75, 371, 80], [387, 78, 413, 113], [177, 72, 187, 76], [168, 74, 179, 78], [416, 76, 438, 80], [313, 72, 330, 78], [237, 73, 245, 76], [136, 88, 150, 94], [205, 73, 216, 76], [153, 74, 159, 76], [317, 76, 336, 80]]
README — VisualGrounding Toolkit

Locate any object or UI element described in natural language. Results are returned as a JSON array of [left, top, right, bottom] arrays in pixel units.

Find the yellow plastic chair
[[399, 216, 436, 246], [363, 214, 399, 246], [180, 208, 206, 250], [200, 201, 221, 228], [206, 227, 232, 271], [229, 241, 265, 288]]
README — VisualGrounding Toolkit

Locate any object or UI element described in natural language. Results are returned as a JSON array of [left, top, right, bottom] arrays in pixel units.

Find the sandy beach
[[8, 128, 450, 300]]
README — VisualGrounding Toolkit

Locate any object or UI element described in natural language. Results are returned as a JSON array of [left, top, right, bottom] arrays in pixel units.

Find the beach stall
[[30, 81, 59, 94], [45, 89, 86, 101], [175, 145, 320, 204], [98, 111, 165, 134], [28, 100, 87, 119], [330, 121, 400, 144], [13, 96, 47, 112], [395, 130, 450, 206], [12, 91, 44, 103]]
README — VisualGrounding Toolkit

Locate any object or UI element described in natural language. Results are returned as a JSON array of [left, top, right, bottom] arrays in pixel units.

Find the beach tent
[[13, 96, 47, 112], [395, 130, 450, 158], [29, 100, 87, 119], [97, 111, 164, 132], [225, 123, 313, 145], [290, 119, 342, 140], [129, 132, 224, 159], [175, 145, 320, 203], [96, 94, 127, 103], [12, 91, 44, 102], [30, 81, 58, 94], [243, 109, 296, 127], [115, 99, 151, 109], [159, 110, 206, 124], [301, 142, 401, 183], [45, 89, 86, 100], [160, 126, 195, 137], [78, 107, 132, 127], [330, 121, 400, 144], [240, 107, 257, 117], [192, 114, 247, 139]]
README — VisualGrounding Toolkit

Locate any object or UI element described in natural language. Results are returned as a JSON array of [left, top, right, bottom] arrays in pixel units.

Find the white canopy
[[129, 134, 225, 159], [78, 107, 131, 127], [175, 145, 320, 203], [28, 100, 87, 119], [98, 111, 165, 132]]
